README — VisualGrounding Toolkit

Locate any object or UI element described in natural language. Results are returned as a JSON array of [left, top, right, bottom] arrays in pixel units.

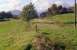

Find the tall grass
[[0, 13, 76, 50]]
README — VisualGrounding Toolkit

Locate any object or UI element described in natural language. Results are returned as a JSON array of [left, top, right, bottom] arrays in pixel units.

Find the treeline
[[0, 11, 19, 20], [40, 4, 74, 17], [21, 3, 74, 22], [0, 12, 13, 19]]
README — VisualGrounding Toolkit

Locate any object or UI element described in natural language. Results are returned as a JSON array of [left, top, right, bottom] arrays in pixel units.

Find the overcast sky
[[0, 0, 76, 12]]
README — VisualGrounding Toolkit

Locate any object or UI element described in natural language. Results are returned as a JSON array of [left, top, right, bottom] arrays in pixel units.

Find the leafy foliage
[[21, 3, 38, 22]]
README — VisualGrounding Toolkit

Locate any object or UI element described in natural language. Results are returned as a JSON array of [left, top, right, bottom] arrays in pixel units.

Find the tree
[[51, 4, 58, 15], [21, 3, 38, 22], [57, 5, 63, 14], [48, 4, 58, 15]]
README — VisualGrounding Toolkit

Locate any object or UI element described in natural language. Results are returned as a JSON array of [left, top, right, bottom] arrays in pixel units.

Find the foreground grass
[[0, 20, 36, 50], [0, 13, 77, 50], [0, 20, 25, 33]]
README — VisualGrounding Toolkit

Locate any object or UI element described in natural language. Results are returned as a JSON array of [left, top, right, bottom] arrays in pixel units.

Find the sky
[[0, 0, 76, 12]]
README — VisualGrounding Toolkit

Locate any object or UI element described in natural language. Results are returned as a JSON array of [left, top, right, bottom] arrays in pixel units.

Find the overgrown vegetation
[[0, 13, 76, 50]]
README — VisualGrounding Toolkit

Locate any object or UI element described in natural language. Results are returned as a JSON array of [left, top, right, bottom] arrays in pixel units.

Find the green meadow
[[0, 13, 77, 50]]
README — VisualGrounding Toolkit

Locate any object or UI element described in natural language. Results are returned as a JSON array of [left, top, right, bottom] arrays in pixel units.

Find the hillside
[[0, 13, 77, 50]]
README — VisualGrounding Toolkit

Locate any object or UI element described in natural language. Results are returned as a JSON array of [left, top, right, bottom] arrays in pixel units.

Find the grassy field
[[47, 13, 75, 22], [0, 13, 77, 50]]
